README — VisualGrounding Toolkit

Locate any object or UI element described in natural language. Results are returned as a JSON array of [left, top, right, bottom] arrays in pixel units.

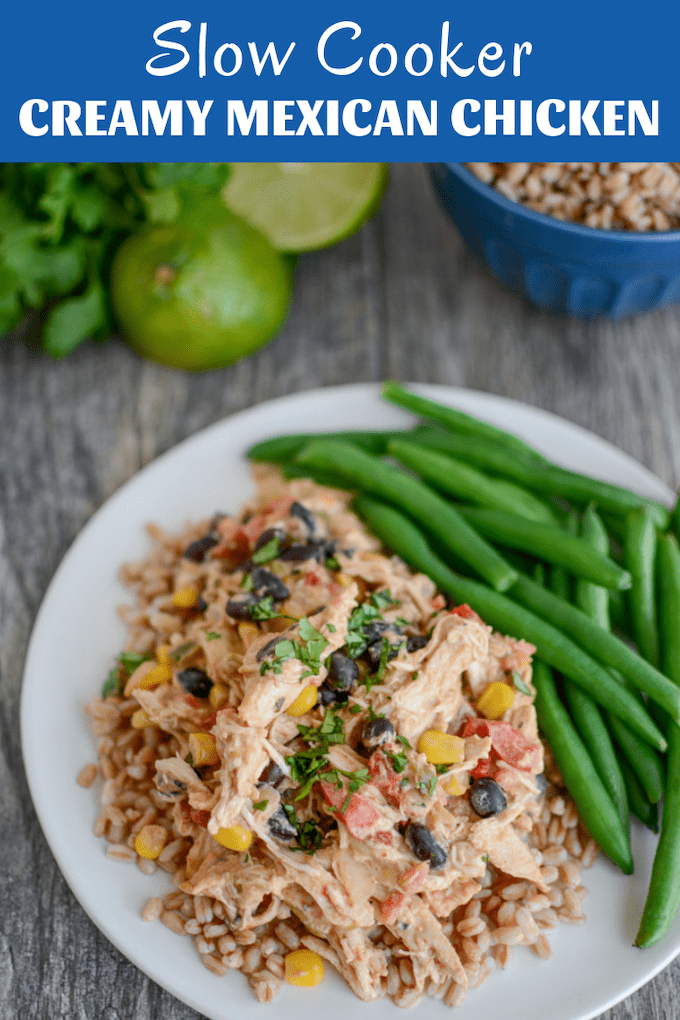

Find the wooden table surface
[[2, 163, 680, 1020]]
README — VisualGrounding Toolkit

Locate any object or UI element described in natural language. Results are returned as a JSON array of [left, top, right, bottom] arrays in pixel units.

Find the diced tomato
[[185, 694, 200, 710], [320, 782, 380, 839], [500, 639, 536, 674], [380, 891, 406, 925], [460, 718, 541, 773], [375, 830, 393, 846], [450, 604, 484, 624], [471, 759, 498, 779], [368, 750, 403, 807], [304, 571, 321, 586], [431, 594, 446, 610], [189, 808, 211, 828]]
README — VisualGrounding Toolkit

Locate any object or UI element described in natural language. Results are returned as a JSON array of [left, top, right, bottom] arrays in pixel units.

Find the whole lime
[[110, 203, 292, 371]]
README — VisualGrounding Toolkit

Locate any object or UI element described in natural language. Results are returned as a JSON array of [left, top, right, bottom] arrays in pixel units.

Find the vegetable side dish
[[81, 467, 595, 1007]]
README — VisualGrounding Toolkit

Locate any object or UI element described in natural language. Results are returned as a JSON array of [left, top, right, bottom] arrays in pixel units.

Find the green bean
[[296, 440, 517, 592], [280, 464, 351, 489], [381, 381, 548, 462], [621, 758, 659, 834], [410, 425, 670, 529], [545, 515, 630, 830], [625, 508, 660, 668], [387, 437, 559, 525], [532, 660, 633, 874], [563, 682, 629, 831], [636, 532, 680, 947], [247, 429, 395, 464], [459, 507, 632, 591], [352, 496, 666, 751], [509, 574, 680, 723], [574, 507, 665, 803], [670, 493, 680, 540]]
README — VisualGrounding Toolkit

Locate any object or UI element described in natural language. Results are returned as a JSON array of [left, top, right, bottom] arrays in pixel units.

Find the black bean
[[255, 527, 287, 552], [196, 596, 208, 613], [317, 681, 341, 707], [534, 772, 548, 797], [177, 667, 213, 699], [226, 594, 259, 620], [364, 620, 389, 643], [258, 760, 284, 787], [250, 567, 290, 600], [366, 640, 399, 671], [406, 635, 429, 653], [327, 652, 359, 694], [404, 822, 448, 869], [182, 534, 218, 562], [470, 778, 507, 818], [257, 635, 286, 662], [290, 501, 318, 535], [279, 541, 326, 562], [358, 716, 395, 757], [267, 806, 298, 841]]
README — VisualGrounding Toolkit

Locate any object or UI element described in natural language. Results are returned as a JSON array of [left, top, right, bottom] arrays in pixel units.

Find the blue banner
[[2, 1, 677, 160]]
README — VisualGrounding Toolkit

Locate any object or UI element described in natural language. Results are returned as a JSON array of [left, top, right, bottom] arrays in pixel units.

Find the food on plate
[[110, 201, 292, 372], [83, 468, 597, 1007], [245, 381, 680, 949], [466, 163, 680, 231]]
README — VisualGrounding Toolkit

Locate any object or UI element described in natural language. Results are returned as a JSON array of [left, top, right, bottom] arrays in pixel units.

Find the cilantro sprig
[[260, 617, 329, 677], [102, 650, 152, 697]]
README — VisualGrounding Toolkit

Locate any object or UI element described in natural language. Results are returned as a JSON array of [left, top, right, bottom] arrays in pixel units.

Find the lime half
[[223, 163, 388, 252]]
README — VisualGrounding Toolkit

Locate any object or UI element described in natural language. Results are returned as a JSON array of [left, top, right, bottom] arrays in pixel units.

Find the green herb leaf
[[512, 671, 532, 695], [205, 631, 222, 641], [102, 669, 122, 699], [118, 651, 152, 674], [249, 595, 280, 621], [253, 799, 269, 811], [251, 535, 280, 565], [369, 589, 399, 610]]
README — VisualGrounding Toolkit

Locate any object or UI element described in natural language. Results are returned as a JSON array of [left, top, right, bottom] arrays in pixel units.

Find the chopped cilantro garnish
[[427, 774, 438, 798], [435, 763, 450, 775], [253, 799, 268, 811], [349, 704, 363, 714], [397, 735, 412, 749], [369, 590, 399, 610], [171, 641, 197, 661], [400, 777, 409, 788], [240, 573, 254, 591], [327, 623, 337, 633], [512, 671, 532, 695], [283, 804, 325, 854], [205, 631, 221, 641], [251, 535, 280, 565], [260, 618, 329, 676], [119, 651, 152, 674], [395, 617, 410, 627], [387, 749, 408, 773], [411, 671, 419, 682], [102, 651, 152, 697], [325, 555, 341, 571], [249, 595, 280, 621], [344, 602, 384, 659]]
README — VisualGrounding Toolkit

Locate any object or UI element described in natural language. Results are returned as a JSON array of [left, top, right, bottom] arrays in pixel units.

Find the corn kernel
[[189, 732, 219, 767], [134, 824, 167, 859], [156, 645, 171, 664], [443, 773, 466, 797], [214, 825, 253, 852], [171, 586, 199, 609], [336, 573, 353, 588], [237, 622, 259, 646], [477, 681, 515, 720], [417, 730, 465, 765], [131, 708, 152, 729], [286, 685, 318, 717], [135, 663, 172, 690], [284, 949, 325, 987], [209, 684, 229, 709]]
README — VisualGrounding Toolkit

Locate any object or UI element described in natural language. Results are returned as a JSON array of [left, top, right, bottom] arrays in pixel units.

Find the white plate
[[21, 383, 680, 1020]]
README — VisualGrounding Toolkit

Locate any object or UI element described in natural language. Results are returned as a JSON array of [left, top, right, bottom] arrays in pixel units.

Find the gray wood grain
[[2, 162, 679, 1019]]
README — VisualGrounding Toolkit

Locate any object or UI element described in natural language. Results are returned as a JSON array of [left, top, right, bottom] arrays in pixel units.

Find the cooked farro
[[467, 162, 680, 230], [83, 467, 596, 1007]]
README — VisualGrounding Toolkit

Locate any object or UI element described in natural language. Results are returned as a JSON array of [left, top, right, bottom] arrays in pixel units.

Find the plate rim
[[19, 381, 680, 1020]]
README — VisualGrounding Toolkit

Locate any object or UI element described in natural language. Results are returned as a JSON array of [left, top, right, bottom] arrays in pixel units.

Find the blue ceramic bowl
[[429, 163, 680, 319]]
